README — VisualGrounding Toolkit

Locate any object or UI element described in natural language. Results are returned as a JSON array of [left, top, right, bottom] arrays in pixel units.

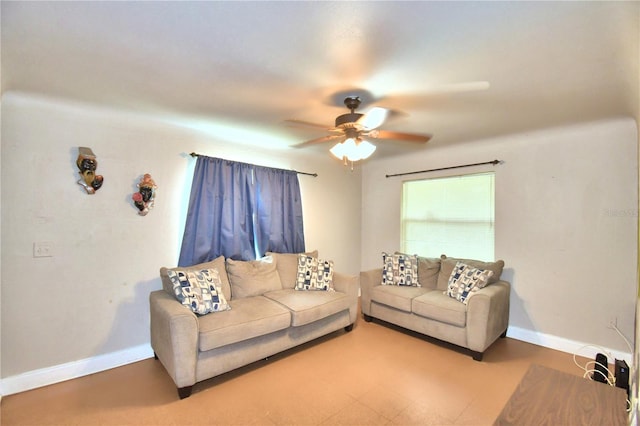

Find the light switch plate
[[33, 241, 54, 258]]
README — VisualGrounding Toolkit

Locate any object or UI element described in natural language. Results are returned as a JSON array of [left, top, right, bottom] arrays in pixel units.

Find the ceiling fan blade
[[369, 130, 432, 143], [357, 107, 390, 130], [284, 119, 334, 131], [294, 134, 344, 147]]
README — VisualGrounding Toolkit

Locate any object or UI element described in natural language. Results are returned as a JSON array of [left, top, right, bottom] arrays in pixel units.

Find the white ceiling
[[2, 1, 638, 157]]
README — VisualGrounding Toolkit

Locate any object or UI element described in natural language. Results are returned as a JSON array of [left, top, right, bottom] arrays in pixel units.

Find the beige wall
[[0, 92, 361, 379], [361, 118, 638, 357]]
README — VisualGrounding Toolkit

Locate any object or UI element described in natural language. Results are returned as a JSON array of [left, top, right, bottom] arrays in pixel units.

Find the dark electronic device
[[593, 353, 609, 383], [614, 359, 630, 398]]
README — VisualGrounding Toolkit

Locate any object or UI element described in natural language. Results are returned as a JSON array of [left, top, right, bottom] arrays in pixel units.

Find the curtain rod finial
[[190, 152, 198, 158]]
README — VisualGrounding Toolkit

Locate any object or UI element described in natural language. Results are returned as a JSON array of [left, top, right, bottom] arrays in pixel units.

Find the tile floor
[[1, 316, 592, 425]]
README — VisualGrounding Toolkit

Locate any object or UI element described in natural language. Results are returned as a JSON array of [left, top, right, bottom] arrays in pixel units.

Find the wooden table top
[[494, 363, 628, 426]]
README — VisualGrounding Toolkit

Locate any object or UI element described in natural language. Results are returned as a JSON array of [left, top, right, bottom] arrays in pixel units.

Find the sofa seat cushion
[[198, 296, 291, 351], [264, 289, 351, 327], [370, 285, 430, 313], [411, 291, 467, 327]]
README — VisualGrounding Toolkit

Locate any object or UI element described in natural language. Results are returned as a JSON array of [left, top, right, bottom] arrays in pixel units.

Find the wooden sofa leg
[[153, 352, 158, 360], [500, 330, 508, 338], [363, 314, 372, 322], [178, 386, 193, 399], [344, 324, 354, 332], [471, 351, 484, 362]]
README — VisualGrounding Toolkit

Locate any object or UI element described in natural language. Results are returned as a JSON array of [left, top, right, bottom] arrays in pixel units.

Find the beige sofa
[[150, 252, 359, 399], [360, 254, 510, 361]]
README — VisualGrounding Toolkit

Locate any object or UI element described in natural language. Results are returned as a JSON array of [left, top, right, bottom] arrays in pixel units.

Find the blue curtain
[[254, 165, 305, 255], [178, 156, 305, 266]]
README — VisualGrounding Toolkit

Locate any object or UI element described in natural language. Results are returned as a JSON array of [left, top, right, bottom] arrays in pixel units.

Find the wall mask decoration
[[76, 147, 104, 194], [132, 173, 157, 216]]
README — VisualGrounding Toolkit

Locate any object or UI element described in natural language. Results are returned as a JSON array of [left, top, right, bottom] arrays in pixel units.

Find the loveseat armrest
[[359, 269, 382, 316], [333, 271, 360, 324], [466, 280, 510, 353], [149, 290, 199, 389]]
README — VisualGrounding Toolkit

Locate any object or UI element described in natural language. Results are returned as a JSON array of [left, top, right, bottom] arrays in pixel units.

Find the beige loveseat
[[150, 252, 358, 399], [360, 254, 510, 361]]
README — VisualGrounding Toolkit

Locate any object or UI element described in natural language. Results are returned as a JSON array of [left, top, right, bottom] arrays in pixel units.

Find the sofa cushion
[[396, 252, 441, 290], [445, 262, 494, 304], [160, 255, 231, 302], [267, 250, 318, 289], [370, 285, 430, 313], [264, 289, 351, 326], [382, 252, 420, 287], [198, 296, 291, 351], [295, 254, 334, 291], [412, 291, 467, 327], [437, 255, 504, 290], [167, 268, 231, 315], [226, 255, 282, 299]]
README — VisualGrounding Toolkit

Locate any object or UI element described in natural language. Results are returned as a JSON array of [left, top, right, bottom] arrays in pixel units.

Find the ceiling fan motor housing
[[335, 113, 363, 128], [335, 96, 364, 127]]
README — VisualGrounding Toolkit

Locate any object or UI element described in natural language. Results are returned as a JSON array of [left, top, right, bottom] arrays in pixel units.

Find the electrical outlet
[[608, 316, 618, 329], [33, 241, 54, 258]]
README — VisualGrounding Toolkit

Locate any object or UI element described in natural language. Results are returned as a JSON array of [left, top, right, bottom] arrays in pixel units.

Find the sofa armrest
[[465, 280, 510, 353], [333, 271, 360, 324], [149, 290, 199, 388], [359, 269, 382, 316]]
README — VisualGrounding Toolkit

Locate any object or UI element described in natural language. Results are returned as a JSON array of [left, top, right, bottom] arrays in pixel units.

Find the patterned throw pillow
[[167, 268, 231, 315], [382, 252, 420, 287], [295, 254, 334, 291], [445, 262, 494, 304]]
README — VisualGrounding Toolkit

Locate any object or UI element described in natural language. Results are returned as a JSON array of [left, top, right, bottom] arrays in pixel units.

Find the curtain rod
[[386, 159, 501, 178], [189, 152, 318, 177]]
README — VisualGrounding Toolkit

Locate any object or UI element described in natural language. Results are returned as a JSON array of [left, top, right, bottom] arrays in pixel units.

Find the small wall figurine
[[76, 147, 104, 194], [132, 173, 157, 216]]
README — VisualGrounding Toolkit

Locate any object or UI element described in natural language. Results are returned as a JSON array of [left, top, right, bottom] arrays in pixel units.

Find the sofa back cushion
[[226, 255, 282, 298], [267, 250, 318, 289], [437, 255, 505, 291], [391, 252, 441, 289], [160, 255, 231, 302]]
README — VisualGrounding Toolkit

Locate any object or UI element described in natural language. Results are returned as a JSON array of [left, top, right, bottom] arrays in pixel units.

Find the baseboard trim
[[507, 326, 632, 364], [1, 344, 153, 396]]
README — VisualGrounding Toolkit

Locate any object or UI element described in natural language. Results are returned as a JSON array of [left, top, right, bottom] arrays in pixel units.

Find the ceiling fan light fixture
[[330, 138, 376, 163]]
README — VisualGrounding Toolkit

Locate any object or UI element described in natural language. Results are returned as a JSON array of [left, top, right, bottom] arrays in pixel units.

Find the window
[[401, 172, 495, 261]]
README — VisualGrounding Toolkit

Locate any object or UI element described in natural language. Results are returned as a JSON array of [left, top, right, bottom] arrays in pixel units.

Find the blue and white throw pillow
[[382, 252, 420, 287], [445, 262, 494, 304], [295, 254, 334, 291], [167, 268, 231, 315]]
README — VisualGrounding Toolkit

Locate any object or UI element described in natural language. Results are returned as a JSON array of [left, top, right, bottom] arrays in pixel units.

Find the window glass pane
[[401, 172, 495, 261]]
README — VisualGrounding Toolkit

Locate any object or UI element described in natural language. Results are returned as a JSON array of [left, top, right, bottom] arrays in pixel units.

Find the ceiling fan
[[286, 96, 431, 164]]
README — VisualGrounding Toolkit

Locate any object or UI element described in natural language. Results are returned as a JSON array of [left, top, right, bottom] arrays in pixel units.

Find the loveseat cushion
[[395, 252, 441, 289], [370, 285, 430, 313], [160, 255, 231, 302], [445, 262, 494, 304], [264, 289, 351, 326], [198, 296, 291, 352], [437, 256, 505, 290], [382, 252, 420, 287], [267, 250, 318, 289], [226, 256, 282, 299], [412, 291, 467, 327]]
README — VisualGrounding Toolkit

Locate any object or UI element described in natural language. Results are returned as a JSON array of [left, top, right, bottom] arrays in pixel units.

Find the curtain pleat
[[254, 165, 305, 256]]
